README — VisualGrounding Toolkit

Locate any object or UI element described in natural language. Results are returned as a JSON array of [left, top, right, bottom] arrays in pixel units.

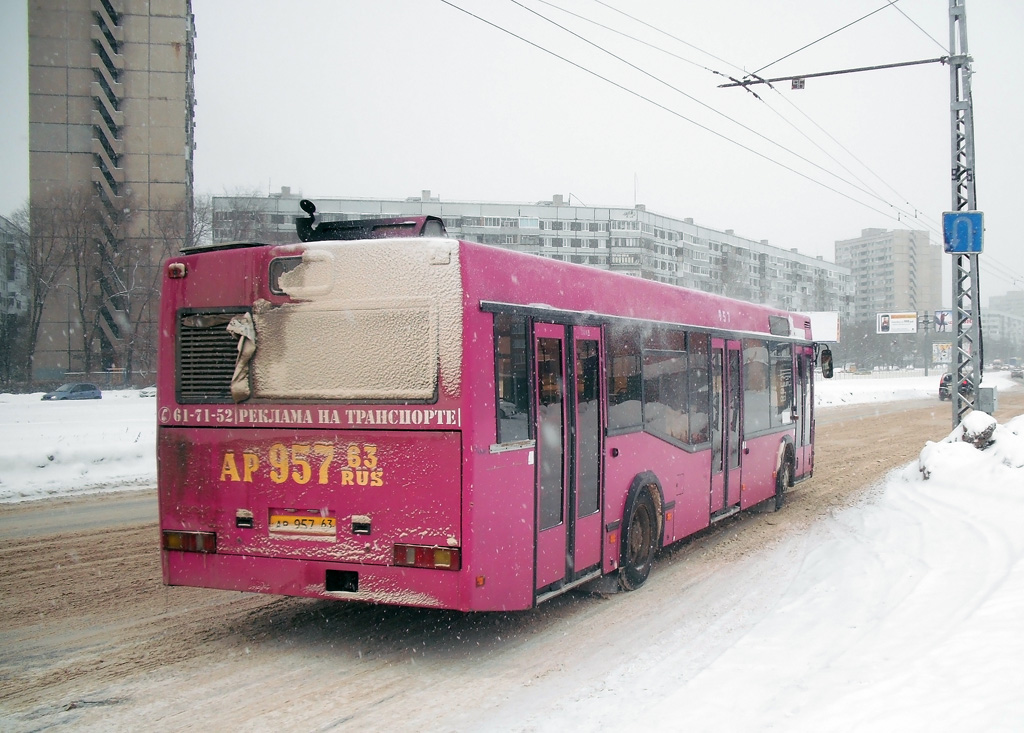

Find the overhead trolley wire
[[533, 0, 729, 81], [589, 0, 948, 239], [543, 0, 938, 238], [576, 1, 1021, 289], [442, 0, 1024, 290], [470, 0, 939, 232], [890, 2, 948, 54], [748, 0, 904, 78]]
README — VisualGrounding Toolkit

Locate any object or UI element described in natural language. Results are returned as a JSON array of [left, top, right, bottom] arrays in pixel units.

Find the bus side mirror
[[820, 347, 834, 379]]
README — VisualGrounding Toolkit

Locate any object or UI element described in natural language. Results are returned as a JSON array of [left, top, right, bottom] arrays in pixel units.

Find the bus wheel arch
[[774, 438, 795, 511], [618, 472, 664, 591]]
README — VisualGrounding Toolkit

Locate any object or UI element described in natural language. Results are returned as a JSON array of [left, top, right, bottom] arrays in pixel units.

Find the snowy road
[[1, 387, 1022, 731]]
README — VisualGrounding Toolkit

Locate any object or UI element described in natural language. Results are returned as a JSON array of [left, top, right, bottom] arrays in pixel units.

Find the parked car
[[41, 382, 102, 400], [938, 373, 973, 401], [138, 385, 157, 397]]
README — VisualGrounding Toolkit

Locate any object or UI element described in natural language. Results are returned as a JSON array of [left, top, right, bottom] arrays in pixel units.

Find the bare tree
[[19, 189, 278, 384], [120, 192, 216, 375], [189, 192, 213, 249], [118, 196, 192, 376], [213, 187, 280, 243], [65, 190, 116, 375], [17, 194, 75, 382]]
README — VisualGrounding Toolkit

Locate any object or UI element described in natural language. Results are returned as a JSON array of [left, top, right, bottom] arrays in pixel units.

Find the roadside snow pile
[[815, 369, 1016, 408], [0, 390, 156, 503], [914, 412, 1024, 481]]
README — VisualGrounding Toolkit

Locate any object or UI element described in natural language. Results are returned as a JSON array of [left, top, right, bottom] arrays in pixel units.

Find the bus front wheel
[[619, 486, 659, 591]]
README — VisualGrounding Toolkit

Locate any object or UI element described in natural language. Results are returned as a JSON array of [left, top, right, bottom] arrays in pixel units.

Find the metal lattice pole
[[949, 0, 983, 427]]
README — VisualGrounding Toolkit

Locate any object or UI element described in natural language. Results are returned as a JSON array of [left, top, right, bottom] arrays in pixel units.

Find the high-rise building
[[28, 0, 195, 381], [834, 228, 942, 324], [979, 308, 1024, 358], [984, 291, 1024, 362], [989, 291, 1024, 320], [212, 189, 855, 321]]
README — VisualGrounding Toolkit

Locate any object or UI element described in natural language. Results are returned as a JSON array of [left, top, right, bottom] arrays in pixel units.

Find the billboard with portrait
[[876, 312, 917, 334]]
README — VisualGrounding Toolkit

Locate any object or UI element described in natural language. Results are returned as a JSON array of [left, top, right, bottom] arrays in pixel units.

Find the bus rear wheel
[[619, 486, 658, 591], [775, 456, 792, 511]]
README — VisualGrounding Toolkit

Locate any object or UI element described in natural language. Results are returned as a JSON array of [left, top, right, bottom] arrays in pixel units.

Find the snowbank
[[0, 390, 156, 503]]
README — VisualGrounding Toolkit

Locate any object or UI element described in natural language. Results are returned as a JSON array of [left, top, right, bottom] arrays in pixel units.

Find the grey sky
[[3, 1, 1022, 298], [1, 1, 28, 216]]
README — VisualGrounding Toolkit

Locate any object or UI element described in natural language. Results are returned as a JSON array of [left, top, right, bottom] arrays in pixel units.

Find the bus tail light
[[163, 530, 217, 553], [393, 544, 461, 571]]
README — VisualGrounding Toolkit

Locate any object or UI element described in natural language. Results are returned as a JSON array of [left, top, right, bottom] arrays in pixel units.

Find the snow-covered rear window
[[253, 300, 438, 400], [250, 238, 462, 401]]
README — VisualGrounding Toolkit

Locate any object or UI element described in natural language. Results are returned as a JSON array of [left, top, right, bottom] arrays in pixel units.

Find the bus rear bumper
[[162, 550, 470, 611]]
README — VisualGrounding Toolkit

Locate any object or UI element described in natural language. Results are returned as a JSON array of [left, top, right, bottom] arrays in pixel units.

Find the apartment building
[[989, 291, 1024, 320], [0, 215, 28, 319], [835, 228, 943, 324], [0, 214, 28, 384], [29, 0, 195, 380], [212, 189, 855, 320]]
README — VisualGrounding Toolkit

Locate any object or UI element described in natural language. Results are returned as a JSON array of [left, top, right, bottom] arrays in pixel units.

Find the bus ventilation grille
[[177, 311, 245, 402]]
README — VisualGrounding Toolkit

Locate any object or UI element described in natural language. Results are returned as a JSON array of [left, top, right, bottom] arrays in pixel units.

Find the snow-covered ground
[[0, 388, 157, 503], [540, 405, 1024, 731], [1, 373, 1023, 728]]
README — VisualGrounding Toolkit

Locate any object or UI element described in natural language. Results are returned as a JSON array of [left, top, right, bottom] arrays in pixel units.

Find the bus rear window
[[252, 302, 439, 401], [269, 256, 302, 295]]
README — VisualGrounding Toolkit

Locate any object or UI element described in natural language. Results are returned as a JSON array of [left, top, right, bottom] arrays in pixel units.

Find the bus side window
[[642, 349, 688, 443], [494, 314, 530, 443], [743, 339, 771, 434], [769, 342, 794, 427], [607, 323, 643, 432], [687, 333, 711, 443]]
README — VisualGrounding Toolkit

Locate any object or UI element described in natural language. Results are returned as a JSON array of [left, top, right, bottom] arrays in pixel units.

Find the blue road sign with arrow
[[942, 211, 984, 253]]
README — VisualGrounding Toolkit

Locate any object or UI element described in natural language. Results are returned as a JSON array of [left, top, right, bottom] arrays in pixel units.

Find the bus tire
[[774, 453, 793, 511], [619, 485, 659, 591]]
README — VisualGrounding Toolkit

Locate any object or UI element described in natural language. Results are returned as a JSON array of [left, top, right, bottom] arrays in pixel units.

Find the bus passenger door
[[534, 324, 568, 591], [794, 348, 814, 478], [533, 324, 604, 594], [711, 339, 743, 514], [572, 327, 603, 575], [726, 342, 742, 505]]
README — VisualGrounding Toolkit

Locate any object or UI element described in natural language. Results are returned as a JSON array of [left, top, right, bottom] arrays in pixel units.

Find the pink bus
[[158, 205, 833, 611]]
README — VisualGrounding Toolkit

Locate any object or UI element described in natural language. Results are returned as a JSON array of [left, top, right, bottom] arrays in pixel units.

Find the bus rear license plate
[[269, 515, 336, 537]]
